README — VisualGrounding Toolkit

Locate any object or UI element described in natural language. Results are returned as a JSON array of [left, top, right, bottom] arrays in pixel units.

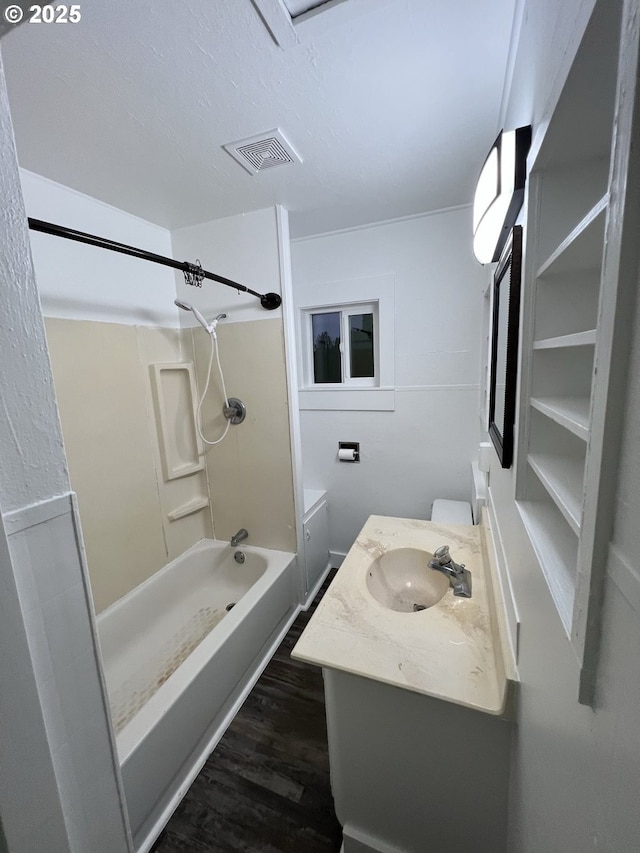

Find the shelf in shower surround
[[151, 362, 204, 481], [168, 497, 210, 522]]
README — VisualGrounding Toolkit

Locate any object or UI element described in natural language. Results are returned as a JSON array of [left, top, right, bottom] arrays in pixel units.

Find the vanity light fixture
[[472, 125, 531, 264]]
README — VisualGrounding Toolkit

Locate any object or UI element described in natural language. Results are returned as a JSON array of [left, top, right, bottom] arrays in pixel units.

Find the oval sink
[[366, 547, 449, 612]]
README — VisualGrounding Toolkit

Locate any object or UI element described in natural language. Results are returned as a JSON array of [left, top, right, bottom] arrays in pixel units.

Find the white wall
[[172, 206, 283, 325], [487, 1, 640, 851], [502, 0, 596, 130], [292, 207, 486, 556], [0, 51, 130, 853], [20, 169, 177, 326]]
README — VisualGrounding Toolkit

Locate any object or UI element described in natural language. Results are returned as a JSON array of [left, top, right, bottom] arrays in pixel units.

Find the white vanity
[[292, 513, 516, 853]]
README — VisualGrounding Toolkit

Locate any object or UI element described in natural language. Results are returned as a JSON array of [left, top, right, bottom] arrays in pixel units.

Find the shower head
[[174, 299, 211, 333]]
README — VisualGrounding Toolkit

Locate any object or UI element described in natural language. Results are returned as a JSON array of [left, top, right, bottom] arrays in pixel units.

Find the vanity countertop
[[292, 514, 511, 715]]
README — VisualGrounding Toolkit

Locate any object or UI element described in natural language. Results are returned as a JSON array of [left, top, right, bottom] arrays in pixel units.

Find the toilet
[[430, 498, 473, 525]]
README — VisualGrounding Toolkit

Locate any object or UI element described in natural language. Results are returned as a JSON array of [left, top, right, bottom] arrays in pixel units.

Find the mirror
[[488, 225, 523, 468]]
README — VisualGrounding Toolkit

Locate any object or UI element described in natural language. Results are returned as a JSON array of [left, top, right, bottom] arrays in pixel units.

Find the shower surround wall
[[172, 207, 297, 554], [22, 170, 213, 612], [44, 320, 212, 611], [25, 171, 297, 610]]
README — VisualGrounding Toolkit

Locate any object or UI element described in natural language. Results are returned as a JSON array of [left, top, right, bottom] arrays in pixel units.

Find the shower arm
[[27, 217, 282, 311]]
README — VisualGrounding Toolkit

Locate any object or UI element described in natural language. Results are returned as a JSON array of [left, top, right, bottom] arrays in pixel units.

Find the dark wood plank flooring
[[151, 571, 342, 853]]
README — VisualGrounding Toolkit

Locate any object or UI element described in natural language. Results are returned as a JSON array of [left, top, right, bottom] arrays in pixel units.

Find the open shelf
[[528, 454, 584, 535], [514, 0, 633, 703], [531, 345, 594, 427], [533, 330, 596, 350], [534, 271, 600, 340], [167, 496, 210, 522], [536, 196, 608, 279], [517, 498, 578, 634], [530, 396, 590, 440]]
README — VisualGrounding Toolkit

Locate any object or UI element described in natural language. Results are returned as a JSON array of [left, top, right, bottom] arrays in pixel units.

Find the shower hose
[[196, 330, 231, 446]]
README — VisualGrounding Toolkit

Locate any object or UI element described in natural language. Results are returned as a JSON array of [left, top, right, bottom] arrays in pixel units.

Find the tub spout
[[230, 528, 249, 547]]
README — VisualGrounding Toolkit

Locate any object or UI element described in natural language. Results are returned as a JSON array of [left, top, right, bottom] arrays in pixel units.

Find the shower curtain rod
[[27, 217, 282, 311]]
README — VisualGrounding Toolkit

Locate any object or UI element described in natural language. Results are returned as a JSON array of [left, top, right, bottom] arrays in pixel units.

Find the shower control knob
[[223, 398, 246, 425]]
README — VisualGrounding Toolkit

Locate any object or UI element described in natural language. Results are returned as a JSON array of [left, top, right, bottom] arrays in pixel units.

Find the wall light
[[472, 125, 531, 264]]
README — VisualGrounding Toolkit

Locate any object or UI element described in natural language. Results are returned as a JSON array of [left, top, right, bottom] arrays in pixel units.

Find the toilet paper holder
[[338, 441, 360, 462]]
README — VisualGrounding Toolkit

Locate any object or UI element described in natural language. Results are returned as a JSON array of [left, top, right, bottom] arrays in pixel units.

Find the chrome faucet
[[428, 545, 472, 598], [230, 528, 249, 547]]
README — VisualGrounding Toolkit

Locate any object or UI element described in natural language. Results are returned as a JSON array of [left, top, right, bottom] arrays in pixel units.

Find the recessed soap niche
[[150, 362, 204, 481]]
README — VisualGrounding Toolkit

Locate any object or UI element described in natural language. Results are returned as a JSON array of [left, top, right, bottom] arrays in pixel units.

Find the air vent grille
[[223, 128, 302, 175]]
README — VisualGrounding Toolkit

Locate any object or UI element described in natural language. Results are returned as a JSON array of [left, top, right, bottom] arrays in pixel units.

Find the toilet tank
[[430, 499, 473, 525]]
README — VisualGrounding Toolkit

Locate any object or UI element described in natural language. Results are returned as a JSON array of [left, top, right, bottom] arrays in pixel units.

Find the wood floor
[[151, 571, 342, 853]]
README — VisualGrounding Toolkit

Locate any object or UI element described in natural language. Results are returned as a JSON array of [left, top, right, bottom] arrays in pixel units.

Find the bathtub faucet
[[230, 528, 249, 547]]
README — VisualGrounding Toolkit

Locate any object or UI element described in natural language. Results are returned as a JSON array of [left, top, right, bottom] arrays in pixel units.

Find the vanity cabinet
[[293, 514, 515, 853], [323, 668, 511, 853]]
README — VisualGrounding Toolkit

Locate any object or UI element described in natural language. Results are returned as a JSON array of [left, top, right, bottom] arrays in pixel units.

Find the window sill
[[298, 387, 395, 411]]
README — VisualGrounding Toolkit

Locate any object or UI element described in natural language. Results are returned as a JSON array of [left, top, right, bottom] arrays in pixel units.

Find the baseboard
[[302, 561, 333, 610], [330, 550, 346, 568], [343, 824, 408, 853]]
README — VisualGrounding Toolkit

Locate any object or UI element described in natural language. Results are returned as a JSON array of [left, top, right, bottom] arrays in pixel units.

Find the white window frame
[[304, 301, 378, 388], [297, 275, 395, 412]]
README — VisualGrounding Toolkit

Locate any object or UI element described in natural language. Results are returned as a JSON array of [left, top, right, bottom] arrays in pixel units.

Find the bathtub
[[96, 538, 298, 853]]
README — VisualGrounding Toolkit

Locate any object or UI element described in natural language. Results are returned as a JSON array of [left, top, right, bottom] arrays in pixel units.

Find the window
[[297, 275, 395, 412], [309, 303, 377, 387]]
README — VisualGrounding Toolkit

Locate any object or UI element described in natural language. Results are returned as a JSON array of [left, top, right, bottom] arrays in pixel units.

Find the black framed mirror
[[488, 225, 523, 468]]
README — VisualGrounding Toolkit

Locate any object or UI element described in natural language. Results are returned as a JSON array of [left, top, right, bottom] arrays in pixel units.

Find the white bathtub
[[96, 538, 298, 853]]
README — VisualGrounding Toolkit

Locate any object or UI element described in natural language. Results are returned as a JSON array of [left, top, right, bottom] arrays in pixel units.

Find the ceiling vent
[[223, 128, 302, 175]]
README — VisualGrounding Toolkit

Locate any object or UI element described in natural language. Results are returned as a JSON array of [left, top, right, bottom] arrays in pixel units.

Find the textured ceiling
[[1, 0, 516, 237]]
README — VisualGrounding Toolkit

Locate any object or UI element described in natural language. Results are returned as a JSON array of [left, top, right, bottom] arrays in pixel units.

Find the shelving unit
[[514, 0, 640, 703], [533, 330, 596, 351], [528, 397, 589, 441], [536, 196, 608, 279], [517, 498, 577, 631], [527, 453, 584, 535], [517, 47, 608, 630]]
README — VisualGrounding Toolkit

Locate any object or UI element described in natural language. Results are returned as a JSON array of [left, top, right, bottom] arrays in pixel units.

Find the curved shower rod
[[27, 217, 283, 311]]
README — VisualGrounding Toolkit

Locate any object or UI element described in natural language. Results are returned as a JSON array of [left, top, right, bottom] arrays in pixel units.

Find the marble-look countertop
[[292, 515, 509, 715]]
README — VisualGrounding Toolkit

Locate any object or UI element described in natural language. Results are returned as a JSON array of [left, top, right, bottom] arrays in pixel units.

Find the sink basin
[[366, 547, 449, 612]]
